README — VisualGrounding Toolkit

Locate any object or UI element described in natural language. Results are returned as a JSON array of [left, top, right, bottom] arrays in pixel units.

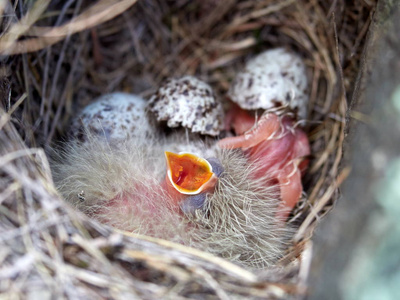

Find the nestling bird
[[52, 49, 310, 268], [218, 106, 310, 220]]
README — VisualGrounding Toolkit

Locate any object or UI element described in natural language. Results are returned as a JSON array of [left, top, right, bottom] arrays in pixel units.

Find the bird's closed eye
[[179, 193, 207, 216]]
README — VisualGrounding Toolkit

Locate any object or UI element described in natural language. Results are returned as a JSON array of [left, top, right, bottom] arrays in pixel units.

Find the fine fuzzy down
[[52, 132, 293, 269]]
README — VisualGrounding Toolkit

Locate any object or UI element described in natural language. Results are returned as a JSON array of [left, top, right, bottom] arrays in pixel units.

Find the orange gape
[[165, 152, 213, 193], [218, 106, 310, 220]]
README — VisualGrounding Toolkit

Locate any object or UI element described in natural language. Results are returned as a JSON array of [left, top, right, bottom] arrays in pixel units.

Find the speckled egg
[[148, 76, 224, 136], [69, 93, 155, 145], [229, 48, 309, 119]]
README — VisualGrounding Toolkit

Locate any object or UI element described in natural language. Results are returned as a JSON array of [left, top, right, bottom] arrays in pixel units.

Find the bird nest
[[0, 1, 375, 299]]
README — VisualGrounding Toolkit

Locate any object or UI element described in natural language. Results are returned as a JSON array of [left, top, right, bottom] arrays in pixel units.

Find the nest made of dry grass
[[0, 0, 375, 299]]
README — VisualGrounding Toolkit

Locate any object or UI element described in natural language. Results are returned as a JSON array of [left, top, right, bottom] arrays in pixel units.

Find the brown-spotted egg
[[69, 93, 155, 145], [148, 76, 224, 136], [229, 48, 309, 119]]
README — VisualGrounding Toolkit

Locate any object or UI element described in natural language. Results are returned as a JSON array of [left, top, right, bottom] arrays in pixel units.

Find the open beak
[[165, 151, 218, 195]]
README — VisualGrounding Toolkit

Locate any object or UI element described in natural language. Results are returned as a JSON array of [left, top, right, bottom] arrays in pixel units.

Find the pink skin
[[93, 181, 181, 233], [94, 177, 192, 230], [218, 106, 310, 220]]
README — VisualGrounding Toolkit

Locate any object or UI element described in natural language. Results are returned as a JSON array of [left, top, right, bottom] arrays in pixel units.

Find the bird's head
[[164, 151, 223, 215]]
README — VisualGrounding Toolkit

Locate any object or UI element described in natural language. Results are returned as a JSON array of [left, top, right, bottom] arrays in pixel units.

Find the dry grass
[[0, 0, 375, 299]]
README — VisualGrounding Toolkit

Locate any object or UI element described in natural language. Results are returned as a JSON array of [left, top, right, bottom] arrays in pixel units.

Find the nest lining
[[0, 0, 376, 299]]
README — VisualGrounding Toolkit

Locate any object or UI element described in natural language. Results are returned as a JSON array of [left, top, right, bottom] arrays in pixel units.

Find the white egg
[[148, 76, 224, 136], [69, 92, 155, 145], [229, 48, 309, 119]]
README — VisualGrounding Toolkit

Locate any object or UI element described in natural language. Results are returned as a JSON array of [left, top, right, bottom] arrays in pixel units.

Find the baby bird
[[53, 54, 310, 269], [219, 105, 310, 220]]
